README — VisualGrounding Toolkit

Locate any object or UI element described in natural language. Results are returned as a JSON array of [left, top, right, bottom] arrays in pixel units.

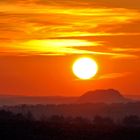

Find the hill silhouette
[[0, 89, 133, 105], [78, 89, 129, 103]]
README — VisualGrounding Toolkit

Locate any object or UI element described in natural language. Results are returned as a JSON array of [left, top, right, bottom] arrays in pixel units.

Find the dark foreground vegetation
[[0, 110, 140, 140]]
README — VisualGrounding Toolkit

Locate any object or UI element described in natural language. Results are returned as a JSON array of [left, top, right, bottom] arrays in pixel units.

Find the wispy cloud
[[0, 39, 138, 59], [0, 0, 140, 58], [98, 72, 131, 80], [112, 48, 140, 52]]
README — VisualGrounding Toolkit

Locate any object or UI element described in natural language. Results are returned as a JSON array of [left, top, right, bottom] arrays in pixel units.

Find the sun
[[72, 57, 98, 80]]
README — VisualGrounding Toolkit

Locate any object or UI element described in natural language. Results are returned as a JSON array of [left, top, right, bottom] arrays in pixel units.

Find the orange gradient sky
[[0, 0, 140, 96]]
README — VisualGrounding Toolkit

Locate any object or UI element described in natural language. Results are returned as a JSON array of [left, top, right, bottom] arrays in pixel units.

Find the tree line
[[0, 110, 140, 140]]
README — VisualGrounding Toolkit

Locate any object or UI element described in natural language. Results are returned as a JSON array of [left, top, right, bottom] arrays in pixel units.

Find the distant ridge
[[0, 89, 133, 105], [0, 96, 77, 105], [78, 89, 129, 103]]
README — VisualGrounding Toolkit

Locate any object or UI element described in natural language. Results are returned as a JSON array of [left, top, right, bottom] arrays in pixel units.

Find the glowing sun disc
[[72, 57, 98, 80]]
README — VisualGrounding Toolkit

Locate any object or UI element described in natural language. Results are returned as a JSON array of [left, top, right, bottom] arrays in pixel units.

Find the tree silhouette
[[123, 115, 140, 127], [0, 109, 140, 140]]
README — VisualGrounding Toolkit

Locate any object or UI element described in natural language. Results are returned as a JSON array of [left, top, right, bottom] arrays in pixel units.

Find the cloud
[[0, 39, 137, 59], [112, 48, 140, 52], [90, 0, 140, 9], [1, 0, 140, 9], [98, 72, 131, 80], [0, 0, 140, 59]]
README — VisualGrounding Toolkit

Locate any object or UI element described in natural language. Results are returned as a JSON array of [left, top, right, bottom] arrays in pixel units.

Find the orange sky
[[0, 0, 140, 96]]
